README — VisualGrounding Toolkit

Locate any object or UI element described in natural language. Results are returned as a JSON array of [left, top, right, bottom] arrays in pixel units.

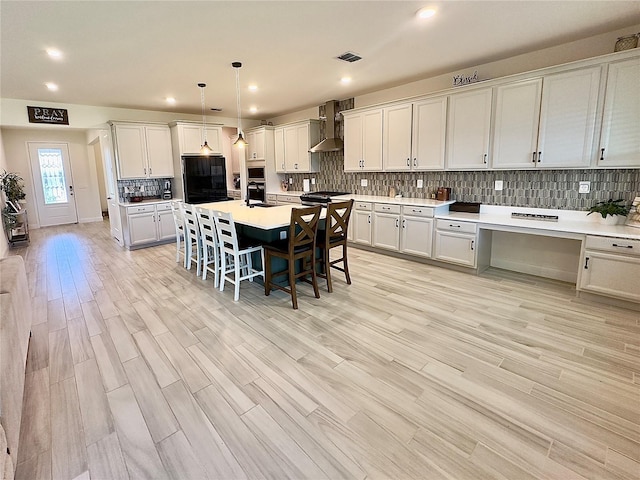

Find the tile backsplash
[[290, 161, 639, 210], [117, 178, 171, 201]]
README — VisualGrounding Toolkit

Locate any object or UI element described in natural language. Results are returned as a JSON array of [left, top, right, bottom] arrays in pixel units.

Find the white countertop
[[119, 197, 179, 207], [266, 190, 304, 197], [335, 194, 454, 208], [436, 205, 640, 240], [197, 199, 325, 230]]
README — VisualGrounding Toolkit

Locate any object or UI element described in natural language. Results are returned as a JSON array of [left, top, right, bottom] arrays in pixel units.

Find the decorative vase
[[600, 215, 621, 226]]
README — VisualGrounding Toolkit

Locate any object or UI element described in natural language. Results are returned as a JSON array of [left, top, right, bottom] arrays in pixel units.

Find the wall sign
[[27, 106, 69, 125], [452, 70, 479, 87]]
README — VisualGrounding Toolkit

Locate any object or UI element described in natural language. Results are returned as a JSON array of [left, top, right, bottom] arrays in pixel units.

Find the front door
[[27, 142, 78, 227]]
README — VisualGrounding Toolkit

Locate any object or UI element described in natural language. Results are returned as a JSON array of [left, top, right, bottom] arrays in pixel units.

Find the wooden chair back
[[289, 205, 322, 250], [324, 200, 354, 245]]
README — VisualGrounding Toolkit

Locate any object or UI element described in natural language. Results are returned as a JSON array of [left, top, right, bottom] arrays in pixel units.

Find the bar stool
[[213, 210, 265, 301], [170, 200, 186, 267], [264, 205, 322, 310], [317, 199, 354, 293], [180, 203, 203, 277], [195, 206, 221, 288]]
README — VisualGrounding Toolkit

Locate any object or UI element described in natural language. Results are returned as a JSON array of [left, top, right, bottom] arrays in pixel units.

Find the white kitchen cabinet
[[536, 66, 601, 168], [170, 121, 223, 155], [373, 203, 401, 251], [492, 78, 543, 169], [578, 236, 640, 303], [123, 202, 175, 249], [274, 127, 286, 173], [597, 57, 640, 168], [412, 97, 447, 171], [351, 201, 373, 245], [343, 109, 383, 172], [400, 206, 434, 258], [246, 126, 275, 162], [276, 194, 300, 205], [446, 88, 492, 170], [276, 121, 320, 173], [434, 219, 478, 267], [111, 122, 174, 179], [383, 103, 413, 171]]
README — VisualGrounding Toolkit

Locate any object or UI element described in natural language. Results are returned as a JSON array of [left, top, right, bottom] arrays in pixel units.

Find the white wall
[[1, 128, 103, 228], [0, 130, 9, 258]]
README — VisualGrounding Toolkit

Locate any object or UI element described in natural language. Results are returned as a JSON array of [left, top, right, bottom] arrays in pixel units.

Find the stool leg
[[289, 258, 298, 309], [343, 243, 351, 285], [264, 251, 272, 296]]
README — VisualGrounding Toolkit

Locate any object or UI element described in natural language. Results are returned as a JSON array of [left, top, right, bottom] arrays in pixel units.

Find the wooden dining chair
[[212, 210, 264, 301], [264, 205, 322, 309], [195, 206, 221, 288], [316, 199, 354, 293], [170, 200, 186, 267], [180, 203, 203, 277]]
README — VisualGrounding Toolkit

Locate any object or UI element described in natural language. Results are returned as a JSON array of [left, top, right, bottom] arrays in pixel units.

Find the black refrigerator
[[182, 155, 230, 204]]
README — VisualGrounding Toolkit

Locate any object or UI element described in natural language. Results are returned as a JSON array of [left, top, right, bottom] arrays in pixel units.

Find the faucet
[[246, 181, 256, 207]]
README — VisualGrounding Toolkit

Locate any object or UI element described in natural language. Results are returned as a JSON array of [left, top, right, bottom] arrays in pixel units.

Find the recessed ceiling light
[[166, 97, 176, 104], [46, 48, 62, 58], [341, 76, 352, 85], [248, 85, 258, 92], [45, 82, 58, 91], [249, 106, 258, 114], [417, 7, 437, 19]]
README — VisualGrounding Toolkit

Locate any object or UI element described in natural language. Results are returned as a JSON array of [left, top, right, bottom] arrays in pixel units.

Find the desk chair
[[213, 210, 264, 301], [317, 199, 354, 293], [264, 205, 322, 309]]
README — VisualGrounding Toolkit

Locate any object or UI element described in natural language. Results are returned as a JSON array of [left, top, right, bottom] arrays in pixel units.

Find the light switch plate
[[279, 231, 287, 240], [579, 181, 590, 194], [417, 179, 424, 188], [289, 177, 293, 184], [361, 178, 368, 187], [311, 178, 316, 185], [495, 180, 503, 191]]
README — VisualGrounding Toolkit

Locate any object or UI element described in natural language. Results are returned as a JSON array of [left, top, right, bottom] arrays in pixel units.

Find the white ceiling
[[2, 1, 640, 120]]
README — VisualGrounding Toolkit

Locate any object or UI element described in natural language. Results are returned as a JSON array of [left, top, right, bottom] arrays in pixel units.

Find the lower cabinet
[[123, 202, 175, 248], [276, 194, 301, 205], [373, 204, 401, 251], [400, 206, 433, 258], [578, 236, 640, 302], [434, 219, 478, 267], [351, 202, 373, 245]]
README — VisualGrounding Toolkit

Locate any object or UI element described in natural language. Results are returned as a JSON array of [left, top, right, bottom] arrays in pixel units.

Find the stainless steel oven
[[247, 181, 265, 203]]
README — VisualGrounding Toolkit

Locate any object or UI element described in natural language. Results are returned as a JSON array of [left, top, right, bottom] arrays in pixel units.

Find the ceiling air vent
[[336, 51, 362, 63]]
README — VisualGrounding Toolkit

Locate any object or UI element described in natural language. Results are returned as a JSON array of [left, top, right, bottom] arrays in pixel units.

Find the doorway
[[27, 142, 78, 227]]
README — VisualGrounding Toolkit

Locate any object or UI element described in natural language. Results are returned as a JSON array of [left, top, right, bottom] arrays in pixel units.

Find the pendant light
[[232, 62, 248, 148], [198, 82, 213, 155]]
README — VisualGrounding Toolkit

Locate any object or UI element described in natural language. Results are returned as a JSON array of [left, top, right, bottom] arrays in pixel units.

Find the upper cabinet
[[245, 126, 275, 162], [170, 121, 223, 155], [597, 57, 640, 168], [343, 108, 383, 172], [446, 87, 493, 170], [492, 67, 601, 169], [536, 66, 601, 168], [383, 103, 413, 171], [274, 120, 320, 173], [111, 122, 174, 179]]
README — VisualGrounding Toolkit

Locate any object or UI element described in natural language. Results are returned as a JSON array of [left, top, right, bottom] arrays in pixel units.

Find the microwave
[[248, 165, 265, 182]]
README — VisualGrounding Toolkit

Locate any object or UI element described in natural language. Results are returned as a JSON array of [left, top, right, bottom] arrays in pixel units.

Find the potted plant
[[0, 170, 27, 234], [587, 198, 630, 225]]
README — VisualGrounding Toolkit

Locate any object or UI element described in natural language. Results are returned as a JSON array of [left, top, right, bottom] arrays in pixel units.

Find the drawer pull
[[449, 224, 461, 228], [612, 244, 632, 249], [584, 257, 589, 269]]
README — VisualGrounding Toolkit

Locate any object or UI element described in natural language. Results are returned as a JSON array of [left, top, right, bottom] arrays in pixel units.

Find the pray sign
[[27, 106, 69, 125]]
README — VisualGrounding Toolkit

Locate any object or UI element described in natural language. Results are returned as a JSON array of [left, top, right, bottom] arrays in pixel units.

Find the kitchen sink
[[250, 203, 277, 208]]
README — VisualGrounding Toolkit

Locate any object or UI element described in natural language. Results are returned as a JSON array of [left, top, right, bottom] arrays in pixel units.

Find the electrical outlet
[[279, 231, 287, 240], [495, 180, 503, 191], [361, 178, 368, 187], [311, 178, 316, 185], [417, 179, 424, 188], [289, 177, 293, 184], [579, 181, 590, 194]]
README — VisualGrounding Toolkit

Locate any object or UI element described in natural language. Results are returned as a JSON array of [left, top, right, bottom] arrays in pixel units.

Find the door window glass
[[38, 148, 68, 204]]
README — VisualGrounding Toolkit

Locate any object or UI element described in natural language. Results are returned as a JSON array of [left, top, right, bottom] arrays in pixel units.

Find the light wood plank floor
[[11, 220, 640, 480]]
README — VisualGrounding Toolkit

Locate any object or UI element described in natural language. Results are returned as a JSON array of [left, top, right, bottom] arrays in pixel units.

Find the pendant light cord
[[235, 67, 242, 136], [200, 84, 207, 145]]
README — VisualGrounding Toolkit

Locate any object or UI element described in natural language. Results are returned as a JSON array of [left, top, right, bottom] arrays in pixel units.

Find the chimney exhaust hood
[[309, 100, 343, 153]]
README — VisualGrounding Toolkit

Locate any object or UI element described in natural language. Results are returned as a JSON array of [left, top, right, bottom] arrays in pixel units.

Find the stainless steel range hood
[[309, 101, 343, 153]]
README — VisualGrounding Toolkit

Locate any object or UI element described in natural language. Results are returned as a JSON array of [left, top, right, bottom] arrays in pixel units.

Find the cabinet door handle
[[532, 152, 537, 163], [471, 240, 475, 251], [538, 151, 542, 162], [144, 167, 147, 175], [483, 154, 487, 164], [69, 185, 74, 196], [600, 148, 605, 161], [368, 214, 371, 224], [413, 158, 417, 167], [612, 243, 632, 249], [584, 257, 589, 269], [406, 158, 410, 167], [149, 167, 152, 175], [395, 218, 399, 228], [402, 219, 406, 228]]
